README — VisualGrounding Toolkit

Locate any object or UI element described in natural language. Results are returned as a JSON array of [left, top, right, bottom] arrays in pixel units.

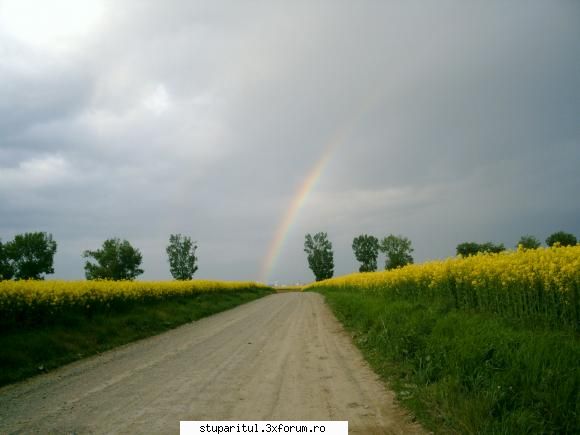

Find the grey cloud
[[0, 0, 578, 283], [0, 48, 92, 138]]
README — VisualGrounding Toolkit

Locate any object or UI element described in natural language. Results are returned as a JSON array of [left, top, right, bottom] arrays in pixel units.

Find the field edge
[[311, 288, 580, 434], [0, 287, 274, 387]]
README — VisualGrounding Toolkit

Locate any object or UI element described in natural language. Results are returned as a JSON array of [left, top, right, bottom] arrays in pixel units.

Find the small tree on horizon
[[352, 234, 379, 272], [304, 232, 334, 281], [83, 238, 144, 280], [0, 240, 14, 281], [380, 234, 414, 270], [517, 235, 541, 250], [166, 234, 198, 280], [479, 242, 505, 254], [5, 232, 57, 280], [546, 231, 577, 247], [456, 241, 505, 256], [456, 242, 481, 257]]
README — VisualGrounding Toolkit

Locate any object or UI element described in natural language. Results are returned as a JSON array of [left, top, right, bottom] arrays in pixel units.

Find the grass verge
[[315, 289, 580, 434], [0, 287, 273, 387]]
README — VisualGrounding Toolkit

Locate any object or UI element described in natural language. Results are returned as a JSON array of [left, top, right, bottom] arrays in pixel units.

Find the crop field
[[307, 245, 580, 330], [306, 246, 580, 433], [0, 279, 269, 328], [0, 280, 273, 386]]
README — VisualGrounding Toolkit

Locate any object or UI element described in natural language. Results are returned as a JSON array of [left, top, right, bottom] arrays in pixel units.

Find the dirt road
[[0, 292, 424, 434]]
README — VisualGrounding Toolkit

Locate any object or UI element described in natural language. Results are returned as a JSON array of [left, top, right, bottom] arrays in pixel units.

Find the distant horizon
[[3, 229, 576, 285]]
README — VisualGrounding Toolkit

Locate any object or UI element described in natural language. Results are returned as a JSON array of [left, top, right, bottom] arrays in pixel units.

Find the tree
[[304, 232, 334, 281], [166, 234, 198, 280], [456, 242, 481, 257], [83, 238, 143, 280], [479, 242, 505, 254], [352, 234, 379, 272], [546, 231, 577, 247], [517, 235, 541, 250], [456, 241, 505, 256], [380, 234, 414, 270], [0, 240, 14, 280], [5, 232, 57, 280]]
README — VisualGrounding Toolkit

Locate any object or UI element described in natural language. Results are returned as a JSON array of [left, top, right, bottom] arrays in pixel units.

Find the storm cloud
[[1, 0, 579, 283]]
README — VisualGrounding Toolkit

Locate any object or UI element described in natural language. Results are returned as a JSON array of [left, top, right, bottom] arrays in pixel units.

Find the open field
[[2, 247, 578, 433], [0, 292, 424, 434], [0, 280, 272, 386], [306, 246, 580, 433], [0, 279, 271, 328], [308, 245, 580, 330]]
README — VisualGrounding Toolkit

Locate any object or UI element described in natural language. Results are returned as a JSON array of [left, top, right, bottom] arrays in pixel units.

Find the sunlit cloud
[[0, 0, 105, 51], [0, 155, 71, 189], [143, 84, 171, 116]]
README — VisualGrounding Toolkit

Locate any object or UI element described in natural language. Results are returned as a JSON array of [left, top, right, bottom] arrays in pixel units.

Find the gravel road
[[0, 292, 424, 434]]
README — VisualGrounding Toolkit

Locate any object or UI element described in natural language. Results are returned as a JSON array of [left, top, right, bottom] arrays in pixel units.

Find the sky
[[1, 0, 579, 284]]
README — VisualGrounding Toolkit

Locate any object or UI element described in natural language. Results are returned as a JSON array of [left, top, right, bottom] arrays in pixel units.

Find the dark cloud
[[0, 0, 578, 283]]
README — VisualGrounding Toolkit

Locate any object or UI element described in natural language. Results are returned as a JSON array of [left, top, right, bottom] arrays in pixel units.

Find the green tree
[[380, 234, 414, 269], [517, 235, 541, 250], [304, 232, 334, 281], [479, 242, 505, 254], [5, 232, 57, 280], [0, 240, 14, 280], [456, 241, 505, 256], [352, 234, 379, 272], [546, 231, 577, 247], [83, 238, 143, 280], [456, 242, 480, 257], [166, 234, 198, 280]]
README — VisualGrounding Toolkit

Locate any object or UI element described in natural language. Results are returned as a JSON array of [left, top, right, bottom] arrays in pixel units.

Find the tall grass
[[307, 245, 580, 330], [307, 246, 580, 433], [319, 290, 580, 433], [0, 279, 269, 330]]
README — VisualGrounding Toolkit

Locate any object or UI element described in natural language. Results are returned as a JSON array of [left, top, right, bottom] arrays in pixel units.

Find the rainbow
[[259, 138, 337, 283], [259, 91, 385, 283]]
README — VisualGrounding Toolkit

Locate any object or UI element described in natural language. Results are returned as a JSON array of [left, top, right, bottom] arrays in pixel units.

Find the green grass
[[314, 288, 580, 434], [0, 287, 273, 387]]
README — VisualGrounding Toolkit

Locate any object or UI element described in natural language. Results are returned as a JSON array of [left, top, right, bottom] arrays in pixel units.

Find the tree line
[[1, 229, 576, 282], [304, 230, 578, 281], [0, 232, 199, 281]]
